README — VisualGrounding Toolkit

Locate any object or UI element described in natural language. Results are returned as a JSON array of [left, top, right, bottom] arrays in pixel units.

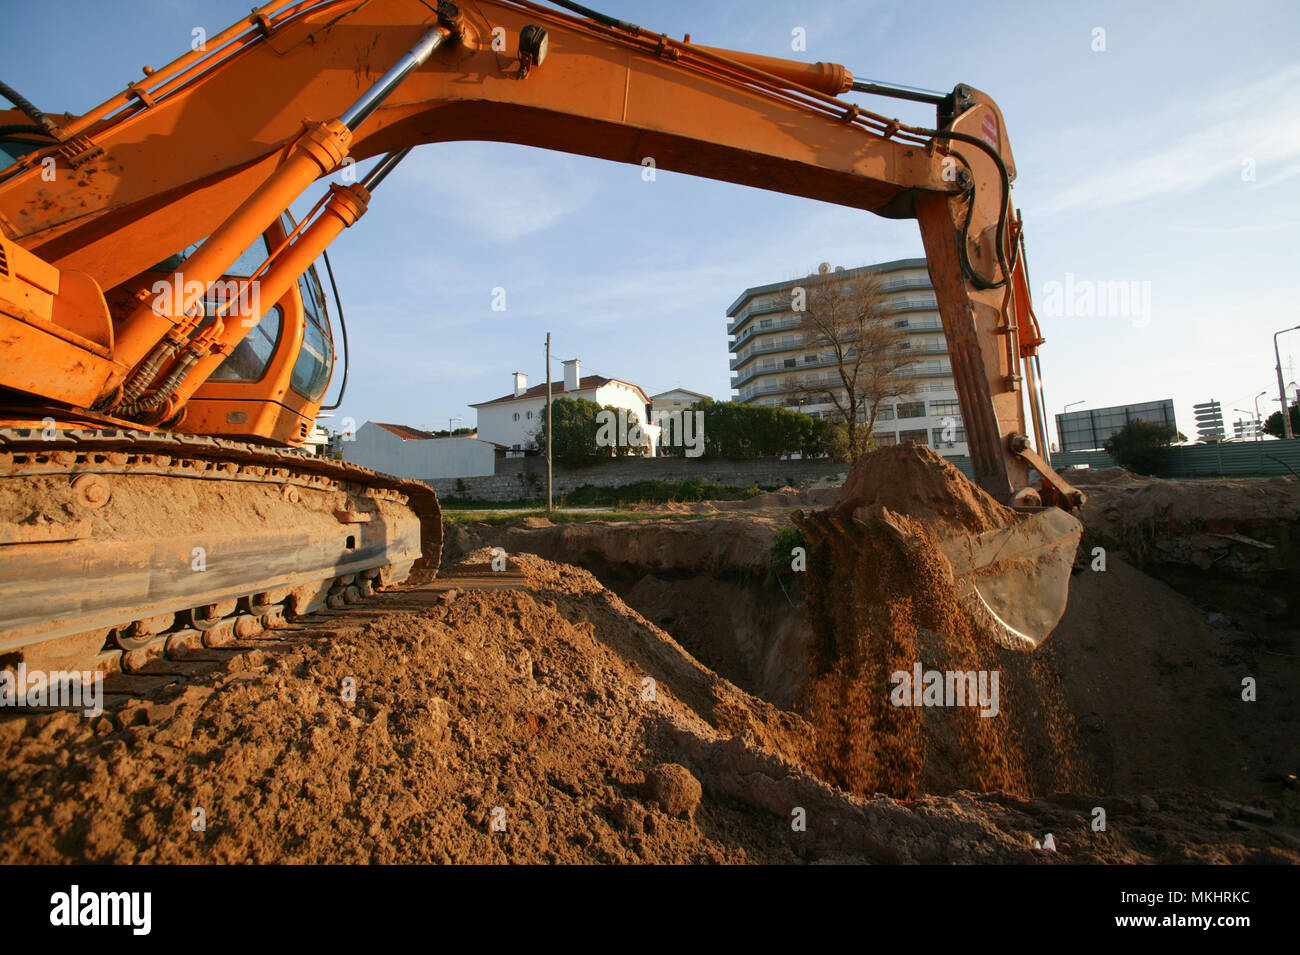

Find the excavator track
[[0, 427, 441, 683]]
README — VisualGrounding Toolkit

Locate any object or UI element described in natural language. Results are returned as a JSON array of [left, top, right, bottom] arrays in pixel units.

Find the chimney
[[562, 358, 580, 393], [513, 372, 527, 397]]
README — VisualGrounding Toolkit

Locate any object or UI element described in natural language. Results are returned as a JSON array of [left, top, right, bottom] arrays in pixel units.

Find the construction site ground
[[1, 464, 1297, 864]]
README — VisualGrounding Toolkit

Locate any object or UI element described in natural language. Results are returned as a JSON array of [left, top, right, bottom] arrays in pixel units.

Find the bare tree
[[782, 266, 916, 459]]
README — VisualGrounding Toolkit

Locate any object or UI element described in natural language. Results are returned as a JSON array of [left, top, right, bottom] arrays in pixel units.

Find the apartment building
[[725, 257, 968, 457]]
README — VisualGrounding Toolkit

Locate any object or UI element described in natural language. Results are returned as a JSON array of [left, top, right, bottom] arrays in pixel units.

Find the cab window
[[289, 264, 334, 401], [150, 232, 270, 277], [209, 306, 283, 383]]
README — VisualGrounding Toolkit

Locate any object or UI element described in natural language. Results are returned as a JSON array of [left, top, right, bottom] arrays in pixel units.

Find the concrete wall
[[430, 456, 852, 503], [341, 423, 496, 479]]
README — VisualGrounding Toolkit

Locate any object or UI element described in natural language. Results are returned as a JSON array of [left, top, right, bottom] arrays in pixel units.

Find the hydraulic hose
[[0, 81, 60, 138]]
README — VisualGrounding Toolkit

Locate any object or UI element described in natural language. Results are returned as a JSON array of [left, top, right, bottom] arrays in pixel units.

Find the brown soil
[[834, 444, 1017, 536], [798, 476, 1082, 799], [2, 549, 1294, 864], [3, 447, 1297, 865]]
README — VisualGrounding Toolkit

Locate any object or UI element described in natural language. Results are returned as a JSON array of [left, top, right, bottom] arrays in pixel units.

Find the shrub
[[1103, 419, 1178, 475]]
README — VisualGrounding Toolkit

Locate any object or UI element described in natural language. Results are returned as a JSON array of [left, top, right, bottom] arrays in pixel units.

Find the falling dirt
[[794, 446, 1084, 800]]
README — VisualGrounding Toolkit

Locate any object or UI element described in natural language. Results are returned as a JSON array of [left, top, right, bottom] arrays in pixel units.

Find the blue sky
[[3, 0, 1298, 443]]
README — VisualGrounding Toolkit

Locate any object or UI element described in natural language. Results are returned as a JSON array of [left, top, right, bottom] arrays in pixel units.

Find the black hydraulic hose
[[318, 248, 349, 411], [0, 81, 59, 138], [925, 127, 1017, 290], [542, 0, 640, 33]]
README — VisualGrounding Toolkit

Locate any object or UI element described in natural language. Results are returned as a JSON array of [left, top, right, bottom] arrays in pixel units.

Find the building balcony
[[726, 300, 790, 335], [735, 365, 953, 403], [733, 347, 950, 389], [883, 277, 933, 291]]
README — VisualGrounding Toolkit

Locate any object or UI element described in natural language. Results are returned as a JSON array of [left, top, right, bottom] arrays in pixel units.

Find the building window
[[932, 427, 966, 446], [513, 412, 520, 421], [526, 410, 533, 419], [760, 318, 773, 328], [895, 319, 909, 328], [875, 432, 899, 446], [878, 407, 895, 421], [783, 358, 796, 368], [803, 354, 817, 364], [930, 399, 960, 417], [897, 401, 926, 419], [899, 429, 929, 446]]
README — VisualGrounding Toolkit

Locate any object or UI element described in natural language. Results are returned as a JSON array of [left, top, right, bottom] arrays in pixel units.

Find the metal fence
[[1050, 438, 1300, 478]]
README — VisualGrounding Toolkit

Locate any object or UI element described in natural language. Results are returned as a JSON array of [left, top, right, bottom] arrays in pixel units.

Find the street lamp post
[[1060, 400, 1085, 452], [1253, 391, 1267, 441], [1274, 325, 1300, 439], [448, 415, 462, 434]]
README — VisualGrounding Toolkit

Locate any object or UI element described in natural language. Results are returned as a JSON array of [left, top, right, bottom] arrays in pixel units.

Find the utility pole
[[1274, 325, 1300, 439], [545, 332, 553, 514]]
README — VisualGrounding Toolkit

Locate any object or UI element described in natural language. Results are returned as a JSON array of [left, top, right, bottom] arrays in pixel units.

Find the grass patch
[[443, 509, 712, 527]]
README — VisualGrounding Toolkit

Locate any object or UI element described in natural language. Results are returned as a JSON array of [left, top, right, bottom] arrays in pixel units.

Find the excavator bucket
[[931, 507, 1081, 651], [791, 445, 1082, 652]]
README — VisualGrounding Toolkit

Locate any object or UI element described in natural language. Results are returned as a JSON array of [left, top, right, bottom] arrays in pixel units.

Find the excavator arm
[[0, 0, 1077, 505]]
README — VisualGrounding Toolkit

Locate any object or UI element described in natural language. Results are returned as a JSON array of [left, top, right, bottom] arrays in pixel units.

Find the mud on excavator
[[0, 0, 1083, 680]]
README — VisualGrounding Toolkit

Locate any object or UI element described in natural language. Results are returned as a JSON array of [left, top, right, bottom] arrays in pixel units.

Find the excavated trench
[[442, 518, 810, 707], [444, 473, 1300, 804]]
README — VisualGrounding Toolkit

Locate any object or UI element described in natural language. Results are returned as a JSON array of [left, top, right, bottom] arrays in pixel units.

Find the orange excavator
[[0, 0, 1083, 677]]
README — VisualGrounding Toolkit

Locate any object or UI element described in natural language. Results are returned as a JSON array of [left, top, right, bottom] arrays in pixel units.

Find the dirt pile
[[833, 444, 1016, 537], [796, 445, 1084, 799], [0, 549, 1294, 864], [1072, 473, 1300, 576], [0, 551, 804, 864]]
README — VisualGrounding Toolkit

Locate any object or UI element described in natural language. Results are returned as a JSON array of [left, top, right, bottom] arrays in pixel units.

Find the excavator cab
[[112, 214, 337, 447]]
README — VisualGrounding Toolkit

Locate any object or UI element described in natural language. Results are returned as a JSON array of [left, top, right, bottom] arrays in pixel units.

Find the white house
[[471, 358, 660, 455], [650, 388, 710, 416], [340, 421, 502, 479]]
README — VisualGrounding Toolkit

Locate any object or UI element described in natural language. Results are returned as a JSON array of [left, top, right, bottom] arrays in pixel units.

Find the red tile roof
[[371, 422, 494, 445], [373, 422, 438, 440]]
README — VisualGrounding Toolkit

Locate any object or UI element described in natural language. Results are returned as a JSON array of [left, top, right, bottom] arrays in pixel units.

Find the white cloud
[[1035, 65, 1300, 216], [402, 143, 598, 242]]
